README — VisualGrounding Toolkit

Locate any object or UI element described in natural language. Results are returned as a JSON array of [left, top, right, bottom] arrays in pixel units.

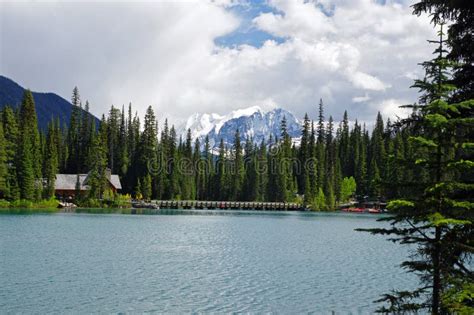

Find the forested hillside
[[0, 75, 98, 130], [1, 86, 410, 209]]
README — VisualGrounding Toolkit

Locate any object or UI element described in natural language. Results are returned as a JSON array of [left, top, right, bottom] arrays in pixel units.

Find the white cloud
[[253, 0, 336, 40], [377, 98, 412, 119], [349, 71, 389, 91], [352, 93, 371, 103], [0, 0, 436, 126]]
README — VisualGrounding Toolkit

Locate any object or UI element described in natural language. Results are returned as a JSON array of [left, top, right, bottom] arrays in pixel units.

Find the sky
[[0, 0, 437, 126]]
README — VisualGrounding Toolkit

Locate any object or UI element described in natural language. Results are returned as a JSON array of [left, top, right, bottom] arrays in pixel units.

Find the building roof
[[55, 173, 122, 191], [55, 174, 89, 191], [109, 175, 122, 190]]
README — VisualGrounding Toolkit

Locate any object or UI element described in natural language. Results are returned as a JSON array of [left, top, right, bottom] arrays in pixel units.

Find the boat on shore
[[341, 207, 384, 214], [339, 199, 387, 214]]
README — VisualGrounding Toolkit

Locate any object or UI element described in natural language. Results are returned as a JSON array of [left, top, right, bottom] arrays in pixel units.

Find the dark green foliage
[[3, 85, 408, 210], [17, 90, 41, 200], [3, 81, 431, 212], [360, 25, 473, 313], [42, 121, 59, 199], [0, 75, 100, 131], [86, 118, 108, 199], [0, 121, 7, 198], [412, 0, 474, 103], [66, 87, 81, 173], [1, 106, 19, 200], [230, 129, 244, 200]]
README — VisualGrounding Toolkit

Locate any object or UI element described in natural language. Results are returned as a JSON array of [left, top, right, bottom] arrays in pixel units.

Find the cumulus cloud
[[377, 98, 413, 119], [0, 0, 436, 126], [352, 93, 371, 103]]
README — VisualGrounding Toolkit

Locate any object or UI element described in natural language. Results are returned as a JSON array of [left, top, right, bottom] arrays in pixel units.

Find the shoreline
[[0, 207, 386, 216]]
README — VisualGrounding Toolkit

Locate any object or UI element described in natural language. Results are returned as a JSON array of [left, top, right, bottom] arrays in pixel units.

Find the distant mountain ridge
[[178, 106, 301, 149], [0, 75, 98, 130]]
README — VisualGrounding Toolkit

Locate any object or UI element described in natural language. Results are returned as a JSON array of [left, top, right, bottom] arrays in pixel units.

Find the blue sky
[[215, 1, 285, 48], [1, 0, 436, 126]]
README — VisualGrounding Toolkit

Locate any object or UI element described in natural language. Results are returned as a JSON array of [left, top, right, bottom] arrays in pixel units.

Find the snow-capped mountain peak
[[179, 106, 301, 149]]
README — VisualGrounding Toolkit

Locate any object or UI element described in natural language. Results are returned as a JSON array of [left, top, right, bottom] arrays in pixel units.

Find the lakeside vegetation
[[0, 198, 59, 210], [0, 0, 472, 313], [1, 80, 395, 210], [355, 1, 473, 313]]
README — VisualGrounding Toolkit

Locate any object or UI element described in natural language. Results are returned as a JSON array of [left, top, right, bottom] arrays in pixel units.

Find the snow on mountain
[[178, 106, 301, 149]]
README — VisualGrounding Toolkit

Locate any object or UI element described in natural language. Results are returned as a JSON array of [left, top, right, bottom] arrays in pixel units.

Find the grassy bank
[[0, 198, 60, 213]]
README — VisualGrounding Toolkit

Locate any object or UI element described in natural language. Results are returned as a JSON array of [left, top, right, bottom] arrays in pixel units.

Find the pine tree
[[230, 129, 244, 200], [141, 174, 152, 201], [203, 135, 213, 200], [360, 26, 473, 313], [17, 90, 42, 200], [340, 110, 350, 177], [215, 138, 227, 200], [256, 139, 268, 201], [412, 0, 474, 103], [194, 137, 204, 200], [324, 116, 335, 208], [299, 113, 311, 195], [317, 98, 325, 144], [180, 128, 195, 200], [139, 106, 158, 198], [242, 137, 258, 201], [43, 122, 59, 199], [369, 112, 386, 197], [368, 156, 381, 198], [316, 99, 326, 191], [0, 121, 7, 198], [67, 87, 81, 173], [80, 100, 93, 172], [1, 106, 19, 200], [107, 105, 121, 174], [87, 119, 108, 199], [308, 121, 317, 200], [117, 105, 129, 178], [166, 126, 180, 199]]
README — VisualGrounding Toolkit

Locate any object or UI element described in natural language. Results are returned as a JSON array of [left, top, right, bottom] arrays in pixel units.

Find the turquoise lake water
[[0, 210, 417, 313]]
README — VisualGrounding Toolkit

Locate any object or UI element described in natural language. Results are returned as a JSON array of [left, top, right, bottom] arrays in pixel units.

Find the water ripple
[[0, 211, 417, 313]]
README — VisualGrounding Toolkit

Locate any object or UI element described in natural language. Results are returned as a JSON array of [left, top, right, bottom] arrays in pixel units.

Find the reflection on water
[[0, 210, 415, 313]]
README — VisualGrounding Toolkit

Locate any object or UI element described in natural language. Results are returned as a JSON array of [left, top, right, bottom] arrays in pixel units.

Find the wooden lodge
[[54, 169, 122, 200]]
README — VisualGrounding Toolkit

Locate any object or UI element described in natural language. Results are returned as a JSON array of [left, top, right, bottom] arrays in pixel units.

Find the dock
[[132, 200, 305, 211]]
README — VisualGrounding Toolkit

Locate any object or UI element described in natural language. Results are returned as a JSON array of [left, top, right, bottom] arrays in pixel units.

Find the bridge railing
[[145, 200, 304, 211]]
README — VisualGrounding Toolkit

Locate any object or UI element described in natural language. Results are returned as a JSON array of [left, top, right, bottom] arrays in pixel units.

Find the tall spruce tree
[[230, 129, 244, 200], [299, 113, 311, 195], [316, 99, 326, 191], [67, 87, 81, 173], [0, 121, 7, 198], [215, 138, 227, 200], [1, 106, 19, 200], [17, 90, 42, 200], [203, 135, 213, 200], [359, 26, 473, 313], [242, 137, 257, 201], [139, 106, 158, 198], [87, 118, 108, 199], [413, 0, 474, 103], [43, 122, 59, 199], [256, 139, 268, 201]]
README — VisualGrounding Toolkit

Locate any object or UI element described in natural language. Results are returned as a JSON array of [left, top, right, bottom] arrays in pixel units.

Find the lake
[[0, 210, 416, 313]]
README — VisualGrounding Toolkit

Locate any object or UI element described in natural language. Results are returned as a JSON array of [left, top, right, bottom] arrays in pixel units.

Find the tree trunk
[[432, 225, 441, 314]]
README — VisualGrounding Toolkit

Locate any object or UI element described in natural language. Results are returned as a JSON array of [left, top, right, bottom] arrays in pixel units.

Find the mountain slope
[[0, 75, 98, 130], [179, 106, 301, 149]]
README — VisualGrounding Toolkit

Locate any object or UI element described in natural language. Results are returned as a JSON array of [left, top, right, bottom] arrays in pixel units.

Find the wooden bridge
[[132, 200, 305, 211]]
